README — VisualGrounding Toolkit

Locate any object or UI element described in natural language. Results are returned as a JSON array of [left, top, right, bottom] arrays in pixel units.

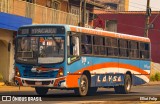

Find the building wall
[[94, 13, 160, 63], [35, 0, 68, 12], [35, 0, 47, 6], [60, 1, 68, 12], [124, 0, 129, 11], [0, 12, 32, 82], [118, 0, 129, 11], [0, 29, 14, 82]]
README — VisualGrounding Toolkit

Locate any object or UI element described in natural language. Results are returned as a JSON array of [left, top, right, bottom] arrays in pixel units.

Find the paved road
[[0, 85, 159, 103]]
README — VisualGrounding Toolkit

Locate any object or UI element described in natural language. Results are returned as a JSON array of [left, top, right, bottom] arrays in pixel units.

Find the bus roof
[[69, 25, 150, 43], [18, 24, 150, 43]]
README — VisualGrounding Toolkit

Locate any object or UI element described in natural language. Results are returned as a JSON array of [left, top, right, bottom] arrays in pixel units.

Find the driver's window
[[67, 32, 80, 64]]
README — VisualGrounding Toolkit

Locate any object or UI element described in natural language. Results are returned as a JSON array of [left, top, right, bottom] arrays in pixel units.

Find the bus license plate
[[35, 81, 42, 85]]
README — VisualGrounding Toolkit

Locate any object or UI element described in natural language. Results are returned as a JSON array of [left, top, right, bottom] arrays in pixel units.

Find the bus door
[[67, 32, 80, 72]]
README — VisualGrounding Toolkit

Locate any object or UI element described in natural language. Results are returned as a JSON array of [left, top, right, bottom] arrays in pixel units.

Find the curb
[[141, 81, 160, 86]]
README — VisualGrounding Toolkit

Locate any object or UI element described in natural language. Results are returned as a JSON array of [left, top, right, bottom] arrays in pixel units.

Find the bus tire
[[35, 87, 48, 95], [114, 74, 131, 94], [87, 87, 98, 95], [74, 74, 88, 96]]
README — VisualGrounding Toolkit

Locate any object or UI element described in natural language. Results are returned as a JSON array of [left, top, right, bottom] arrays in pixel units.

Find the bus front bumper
[[14, 76, 66, 88]]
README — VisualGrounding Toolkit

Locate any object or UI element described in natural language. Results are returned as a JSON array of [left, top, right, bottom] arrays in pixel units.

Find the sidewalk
[[0, 85, 34, 92], [142, 81, 160, 86], [0, 82, 34, 91]]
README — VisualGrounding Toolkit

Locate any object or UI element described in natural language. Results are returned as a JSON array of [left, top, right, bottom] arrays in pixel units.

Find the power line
[[150, 11, 160, 24], [130, 1, 160, 27]]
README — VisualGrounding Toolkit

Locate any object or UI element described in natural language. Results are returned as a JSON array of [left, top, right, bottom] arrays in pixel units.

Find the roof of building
[[86, 0, 106, 8], [93, 9, 160, 15]]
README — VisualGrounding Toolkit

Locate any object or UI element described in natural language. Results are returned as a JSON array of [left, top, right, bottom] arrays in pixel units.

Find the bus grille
[[25, 81, 51, 85]]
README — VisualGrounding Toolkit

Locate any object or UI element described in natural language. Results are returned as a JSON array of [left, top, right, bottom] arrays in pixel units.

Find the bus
[[14, 24, 151, 96]]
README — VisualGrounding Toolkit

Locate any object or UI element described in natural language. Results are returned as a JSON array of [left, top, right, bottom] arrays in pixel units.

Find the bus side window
[[67, 32, 80, 64], [81, 34, 92, 54], [119, 39, 128, 58], [70, 36, 79, 56], [140, 43, 150, 59], [129, 41, 139, 59], [106, 37, 118, 57]]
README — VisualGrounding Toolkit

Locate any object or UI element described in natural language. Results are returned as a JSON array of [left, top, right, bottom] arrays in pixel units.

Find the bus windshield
[[16, 36, 64, 64]]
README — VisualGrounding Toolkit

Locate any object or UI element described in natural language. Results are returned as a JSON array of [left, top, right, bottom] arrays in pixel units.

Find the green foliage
[[150, 75, 156, 81], [155, 72, 160, 81], [150, 72, 160, 81]]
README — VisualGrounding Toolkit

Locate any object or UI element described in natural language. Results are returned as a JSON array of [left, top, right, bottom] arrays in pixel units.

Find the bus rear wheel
[[35, 87, 48, 95], [114, 74, 131, 94], [74, 74, 89, 96]]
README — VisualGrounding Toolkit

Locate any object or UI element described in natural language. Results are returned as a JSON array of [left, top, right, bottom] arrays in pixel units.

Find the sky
[[129, 0, 160, 11]]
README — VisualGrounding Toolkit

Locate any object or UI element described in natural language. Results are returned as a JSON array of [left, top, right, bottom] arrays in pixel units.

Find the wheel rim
[[80, 78, 87, 93]]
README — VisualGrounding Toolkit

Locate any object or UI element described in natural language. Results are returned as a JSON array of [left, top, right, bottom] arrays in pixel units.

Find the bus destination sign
[[31, 28, 57, 34], [18, 26, 65, 35]]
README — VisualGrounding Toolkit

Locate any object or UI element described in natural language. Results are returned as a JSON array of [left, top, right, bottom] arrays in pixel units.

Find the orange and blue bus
[[14, 24, 151, 96]]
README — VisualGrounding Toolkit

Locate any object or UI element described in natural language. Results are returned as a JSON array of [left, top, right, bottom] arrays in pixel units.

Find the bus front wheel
[[74, 74, 89, 96], [35, 87, 48, 95], [114, 74, 131, 94]]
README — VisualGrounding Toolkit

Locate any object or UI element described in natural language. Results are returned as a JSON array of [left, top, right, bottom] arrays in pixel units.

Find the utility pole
[[81, 0, 86, 27], [144, 0, 151, 37], [79, 0, 83, 26]]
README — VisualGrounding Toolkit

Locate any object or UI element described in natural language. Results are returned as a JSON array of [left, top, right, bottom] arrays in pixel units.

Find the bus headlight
[[57, 68, 64, 77]]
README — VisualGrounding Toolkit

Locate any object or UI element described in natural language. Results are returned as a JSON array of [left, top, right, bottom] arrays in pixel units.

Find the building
[[118, 0, 129, 11], [0, 0, 130, 82], [1, 0, 79, 25], [0, 0, 105, 82], [24, 0, 121, 26], [0, 12, 32, 82], [22, 0, 69, 12], [1, 0, 106, 27], [20, 0, 130, 27], [93, 11, 160, 63], [35, 0, 105, 26], [92, 0, 129, 11]]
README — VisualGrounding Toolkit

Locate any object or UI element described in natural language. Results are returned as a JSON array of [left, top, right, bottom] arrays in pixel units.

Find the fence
[[0, 0, 79, 25]]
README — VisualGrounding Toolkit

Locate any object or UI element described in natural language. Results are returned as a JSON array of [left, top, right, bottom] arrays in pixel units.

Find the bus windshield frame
[[15, 36, 65, 65]]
